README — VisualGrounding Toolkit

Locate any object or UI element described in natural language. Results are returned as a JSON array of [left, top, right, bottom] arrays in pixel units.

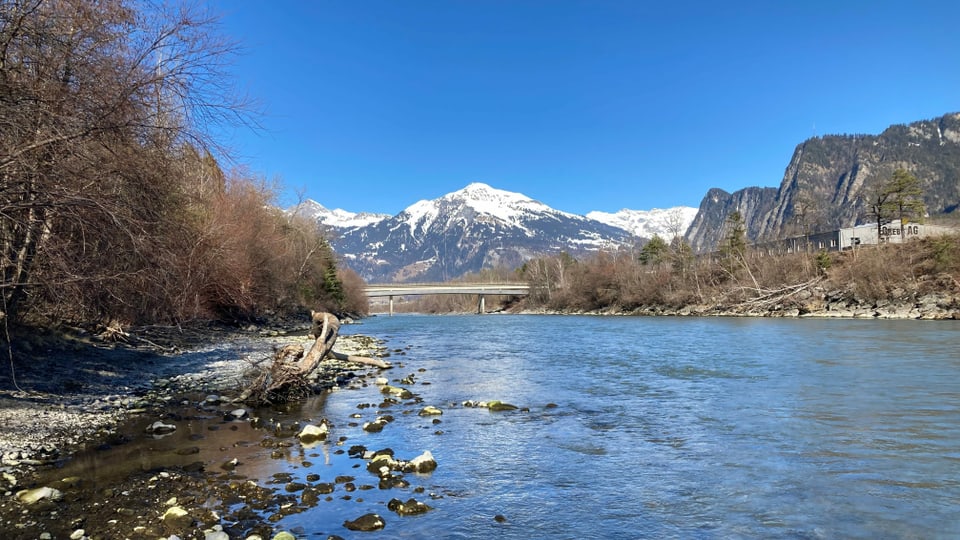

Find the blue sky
[[211, 1, 960, 215]]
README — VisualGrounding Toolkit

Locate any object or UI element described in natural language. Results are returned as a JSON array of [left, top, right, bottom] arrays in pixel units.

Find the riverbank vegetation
[[379, 235, 960, 317], [518, 233, 960, 316], [0, 1, 366, 332]]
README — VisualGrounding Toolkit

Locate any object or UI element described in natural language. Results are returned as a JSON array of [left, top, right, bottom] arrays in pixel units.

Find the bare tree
[[0, 0, 251, 323]]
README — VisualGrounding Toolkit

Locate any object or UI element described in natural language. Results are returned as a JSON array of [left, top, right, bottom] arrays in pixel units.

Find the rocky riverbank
[[0, 321, 388, 539], [522, 276, 960, 319]]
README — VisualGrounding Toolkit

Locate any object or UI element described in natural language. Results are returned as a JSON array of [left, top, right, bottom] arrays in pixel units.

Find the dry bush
[[826, 245, 918, 301], [337, 267, 370, 316], [824, 237, 960, 301]]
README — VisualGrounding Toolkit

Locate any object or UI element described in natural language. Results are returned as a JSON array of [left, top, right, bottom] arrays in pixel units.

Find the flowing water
[[44, 315, 960, 538]]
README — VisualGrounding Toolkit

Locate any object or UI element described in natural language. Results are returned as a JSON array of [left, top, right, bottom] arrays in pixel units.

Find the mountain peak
[[287, 199, 389, 230], [334, 182, 633, 281], [586, 207, 698, 238], [446, 182, 537, 205]]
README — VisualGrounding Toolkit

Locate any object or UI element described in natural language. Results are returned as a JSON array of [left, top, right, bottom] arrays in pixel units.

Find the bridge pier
[[477, 294, 485, 314], [389, 295, 394, 316]]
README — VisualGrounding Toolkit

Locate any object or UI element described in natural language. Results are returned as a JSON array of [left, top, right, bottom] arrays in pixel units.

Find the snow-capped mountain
[[586, 207, 698, 240], [287, 199, 390, 232], [331, 183, 633, 282]]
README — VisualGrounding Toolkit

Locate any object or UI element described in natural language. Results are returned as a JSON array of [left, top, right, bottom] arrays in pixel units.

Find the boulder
[[486, 400, 518, 411], [406, 451, 437, 473], [362, 417, 389, 433], [161, 505, 193, 533], [343, 513, 386, 531], [418, 406, 443, 416], [145, 421, 176, 435], [381, 385, 414, 399], [15, 486, 63, 505], [226, 408, 248, 420], [388, 497, 433, 516], [297, 423, 329, 444]]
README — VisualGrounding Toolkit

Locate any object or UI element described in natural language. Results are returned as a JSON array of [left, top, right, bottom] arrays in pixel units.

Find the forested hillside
[[0, 0, 366, 329]]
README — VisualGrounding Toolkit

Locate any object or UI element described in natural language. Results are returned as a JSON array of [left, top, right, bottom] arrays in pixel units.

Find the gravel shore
[[0, 321, 382, 479]]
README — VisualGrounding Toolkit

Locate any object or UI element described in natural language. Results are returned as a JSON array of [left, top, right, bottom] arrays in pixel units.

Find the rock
[[362, 418, 388, 433], [271, 532, 296, 540], [70, 529, 85, 540], [205, 530, 229, 540], [15, 486, 63, 505], [381, 385, 413, 399], [487, 400, 518, 411], [387, 497, 432, 516], [297, 423, 329, 444], [1, 471, 17, 489], [227, 408, 248, 420], [406, 450, 437, 473], [374, 377, 389, 386], [161, 505, 193, 533], [301, 488, 320, 505], [146, 420, 177, 435], [285, 482, 307, 492], [220, 458, 240, 471], [343, 513, 385, 531], [418, 406, 443, 416]]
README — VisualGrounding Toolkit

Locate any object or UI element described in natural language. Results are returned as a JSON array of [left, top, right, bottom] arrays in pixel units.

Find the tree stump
[[246, 311, 389, 404]]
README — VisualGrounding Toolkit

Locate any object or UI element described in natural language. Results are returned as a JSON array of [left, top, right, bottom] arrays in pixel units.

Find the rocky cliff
[[686, 112, 960, 252]]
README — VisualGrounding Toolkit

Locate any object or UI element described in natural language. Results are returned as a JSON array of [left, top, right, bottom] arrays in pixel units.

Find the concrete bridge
[[365, 283, 531, 315]]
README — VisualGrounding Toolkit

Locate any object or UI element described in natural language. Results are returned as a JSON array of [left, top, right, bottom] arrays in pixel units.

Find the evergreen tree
[[883, 168, 925, 236], [721, 211, 747, 259], [639, 235, 669, 265]]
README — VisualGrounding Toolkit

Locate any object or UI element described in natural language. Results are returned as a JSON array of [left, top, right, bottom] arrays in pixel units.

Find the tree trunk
[[247, 312, 390, 404], [297, 311, 340, 375]]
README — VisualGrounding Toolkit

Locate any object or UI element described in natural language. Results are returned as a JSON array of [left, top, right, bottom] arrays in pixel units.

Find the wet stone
[[316, 482, 335, 494], [388, 497, 433, 516], [301, 488, 320, 505], [343, 512, 386, 531], [285, 482, 307, 492]]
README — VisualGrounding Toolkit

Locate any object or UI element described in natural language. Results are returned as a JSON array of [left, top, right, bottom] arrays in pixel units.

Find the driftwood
[[330, 350, 390, 368], [246, 311, 389, 403]]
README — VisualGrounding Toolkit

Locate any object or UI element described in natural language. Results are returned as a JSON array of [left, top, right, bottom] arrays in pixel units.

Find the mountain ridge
[[685, 112, 960, 252], [292, 183, 696, 282]]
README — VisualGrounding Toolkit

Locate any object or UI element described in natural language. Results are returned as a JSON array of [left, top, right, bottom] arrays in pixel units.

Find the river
[[36, 315, 960, 539], [332, 315, 960, 539]]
